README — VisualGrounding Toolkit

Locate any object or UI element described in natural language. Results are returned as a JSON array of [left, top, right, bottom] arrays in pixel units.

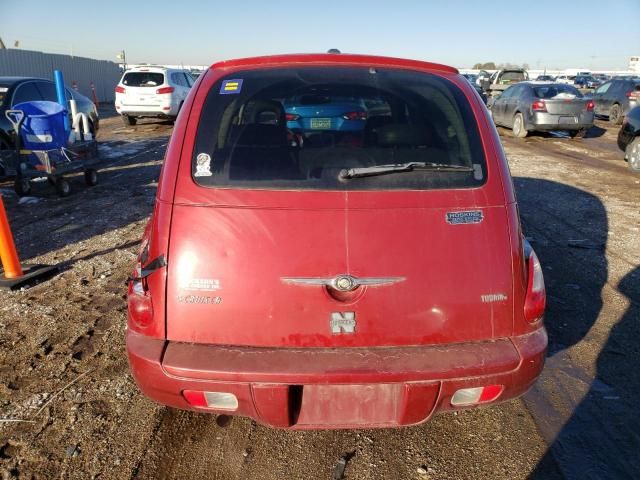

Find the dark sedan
[[0, 77, 99, 175], [490, 82, 594, 138], [574, 75, 601, 89], [617, 105, 640, 173], [590, 78, 640, 124]]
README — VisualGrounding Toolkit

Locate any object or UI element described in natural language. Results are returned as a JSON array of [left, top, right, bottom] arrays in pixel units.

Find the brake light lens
[[532, 100, 547, 112], [127, 277, 153, 328], [524, 248, 546, 322], [115, 86, 125, 94], [343, 111, 367, 120], [285, 113, 300, 121], [586, 100, 594, 111], [182, 390, 238, 410], [451, 385, 504, 406], [156, 86, 174, 94]]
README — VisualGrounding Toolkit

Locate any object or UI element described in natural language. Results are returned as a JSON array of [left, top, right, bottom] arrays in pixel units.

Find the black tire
[[0, 139, 9, 177], [14, 178, 31, 196], [512, 113, 528, 138], [84, 169, 98, 186], [609, 104, 623, 125], [123, 115, 137, 126], [569, 129, 587, 138], [56, 178, 71, 197], [626, 138, 640, 174]]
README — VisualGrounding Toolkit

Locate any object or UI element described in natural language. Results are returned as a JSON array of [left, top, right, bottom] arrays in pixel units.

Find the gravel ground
[[0, 111, 638, 479]]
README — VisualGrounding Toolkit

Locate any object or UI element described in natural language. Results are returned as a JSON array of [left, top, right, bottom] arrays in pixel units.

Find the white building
[[629, 56, 640, 73]]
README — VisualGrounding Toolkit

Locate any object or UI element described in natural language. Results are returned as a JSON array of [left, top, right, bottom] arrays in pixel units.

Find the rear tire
[[123, 115, 137, 126], [56, 178, 71, 197], [14, 178, 31, 196], [512, 113, 528, 138], [84, 169, 98, 186], [626, 138, 640, 174], [569, 129, 587, 138], [609, 104, 622, 125]]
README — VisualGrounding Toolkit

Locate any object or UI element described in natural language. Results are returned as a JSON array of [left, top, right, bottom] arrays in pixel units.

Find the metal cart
[[4, 107, 100, 197]]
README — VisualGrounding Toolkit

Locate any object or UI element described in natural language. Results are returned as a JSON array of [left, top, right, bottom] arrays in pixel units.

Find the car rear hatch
[[164, 66, 514, 349], [120, 71, 165, 107], [531, 84, 589, 115], [542, 97, 588, 115]]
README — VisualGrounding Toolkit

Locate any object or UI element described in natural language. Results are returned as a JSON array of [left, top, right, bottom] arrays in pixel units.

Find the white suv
[[115, 66, 194, 125]]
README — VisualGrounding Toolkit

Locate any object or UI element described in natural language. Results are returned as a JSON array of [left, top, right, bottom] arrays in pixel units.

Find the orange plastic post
[[0, 195, 23, 279]]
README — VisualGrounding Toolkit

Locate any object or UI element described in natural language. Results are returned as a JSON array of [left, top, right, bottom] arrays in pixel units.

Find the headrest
[[234, 124, 287, 147], [376, 124, 431, 147]]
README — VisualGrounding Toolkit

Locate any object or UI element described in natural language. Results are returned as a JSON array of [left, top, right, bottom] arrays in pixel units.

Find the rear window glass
[[122, 72, 164, 87], [533, 84, 582, 99], [192, 67, 487, 191], [499, 72, 526, 83]]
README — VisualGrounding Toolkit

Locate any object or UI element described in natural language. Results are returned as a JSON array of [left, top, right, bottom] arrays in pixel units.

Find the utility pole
[[116, 50, 127, 71]]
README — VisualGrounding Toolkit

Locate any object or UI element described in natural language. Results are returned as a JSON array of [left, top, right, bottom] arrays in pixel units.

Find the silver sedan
[[490, 82, 594, 138]]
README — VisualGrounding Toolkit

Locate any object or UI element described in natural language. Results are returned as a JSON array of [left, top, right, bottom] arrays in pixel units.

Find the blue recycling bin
[[14, 101, 68, 151]]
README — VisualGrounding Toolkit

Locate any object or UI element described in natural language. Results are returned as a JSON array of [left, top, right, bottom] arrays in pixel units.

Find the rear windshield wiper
[[339, 162, 474, 179]]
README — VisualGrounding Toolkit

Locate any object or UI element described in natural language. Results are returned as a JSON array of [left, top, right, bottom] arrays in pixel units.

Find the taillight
[[182, 390, 238, 410], [451, 385, 504, 406], [156, 86, 174, 94], [115, 86, 125, 94], [127, 267, 153, 328], [524, 247, 546, 322], [586, 100, 594, 111], [531, 100, 546, 112], [285, 113, 300, 121], [342, 111, 367, 120]]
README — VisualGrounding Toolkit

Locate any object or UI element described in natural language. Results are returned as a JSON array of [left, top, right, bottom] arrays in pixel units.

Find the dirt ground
[[0, 110, 638, 480]]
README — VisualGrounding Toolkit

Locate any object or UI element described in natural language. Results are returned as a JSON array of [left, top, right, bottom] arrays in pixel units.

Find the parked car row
[[486, 75, 640, 173]]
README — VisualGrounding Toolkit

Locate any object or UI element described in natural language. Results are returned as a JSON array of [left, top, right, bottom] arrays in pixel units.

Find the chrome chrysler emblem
[[282, 274, 405, 292]]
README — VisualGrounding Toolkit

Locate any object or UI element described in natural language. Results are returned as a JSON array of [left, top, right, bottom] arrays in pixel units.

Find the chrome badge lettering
[[177, 295, 222, 305], [481, 293, 508, 303], [330, 312, 356, 334], [180, 277, 220, 291], [446, 210, 484, 225]]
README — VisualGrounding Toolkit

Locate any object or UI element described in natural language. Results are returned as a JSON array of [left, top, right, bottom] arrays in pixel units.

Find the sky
[[2, 0, 639, 71]]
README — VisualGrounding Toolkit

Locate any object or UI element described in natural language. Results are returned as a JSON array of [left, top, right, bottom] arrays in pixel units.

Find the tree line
[[472, 62, 530, 70]]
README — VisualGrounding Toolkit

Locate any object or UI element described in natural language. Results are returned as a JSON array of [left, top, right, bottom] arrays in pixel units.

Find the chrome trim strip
[[281, 275, 405, 292]]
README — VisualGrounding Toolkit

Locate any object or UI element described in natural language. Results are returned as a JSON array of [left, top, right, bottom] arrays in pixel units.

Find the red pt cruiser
[[126, 53, 547, 429]]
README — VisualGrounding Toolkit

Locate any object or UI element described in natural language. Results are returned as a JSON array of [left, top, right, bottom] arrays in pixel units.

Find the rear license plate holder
[[310, 118, 331, 129], [559, 116, 577, 124], [295, 383, 402, 426]]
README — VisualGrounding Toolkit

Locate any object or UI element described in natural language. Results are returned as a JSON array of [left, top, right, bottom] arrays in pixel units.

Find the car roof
[[209, 53, 458, 74], [125, 66, 171, 73], [0, 76, 49, 84]]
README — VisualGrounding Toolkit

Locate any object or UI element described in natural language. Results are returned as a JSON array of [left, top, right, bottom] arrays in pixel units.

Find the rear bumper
[[115, 104, 177, 118], [127, 327, 547, 429], [529, 112, 594, 131]]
